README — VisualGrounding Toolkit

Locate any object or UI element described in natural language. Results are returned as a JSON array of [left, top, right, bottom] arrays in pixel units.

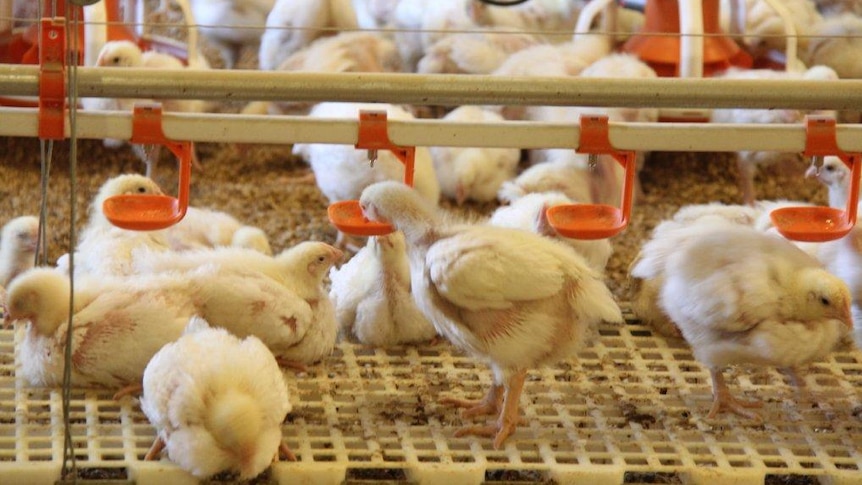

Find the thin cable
[[476, 0, 532, 5], [60, 4, 79, 483], [36, 140, 53, 266]]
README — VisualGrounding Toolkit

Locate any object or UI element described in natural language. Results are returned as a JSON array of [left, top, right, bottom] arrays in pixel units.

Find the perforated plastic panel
[[2, 308, 861, 485]]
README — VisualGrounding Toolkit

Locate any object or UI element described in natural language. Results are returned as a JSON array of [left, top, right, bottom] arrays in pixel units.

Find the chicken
[[391, 0, 477, 71], [658, 222, 851, 420], [806, 13, 862, 80], [710, 65, 839, 205], [133, 242, 343, 368], [811, 0, 862, 16], [488, 192, 613, 272], [359, 181, 623, 448], [258, 0, 361, 71], [165, 206, 272, 255], [351, 0, 400, 29], [0, 216, 39, 287], [329, 231, 437, 346], [140, 316, 293, 479], [3, 268, 194, 389], [190, 0, 276, 69], [293, 102, 440, 248], [497, 157, 592, 205], [629, 206, 760, 339], [469, 0, 584, 40], [417, 29, 540, 75], [490, 35, 612, 120], [742, 0, 823, 63], [91, 41, 208, 177], [810, 225, 862, 344], [255, 33, 401, 115], [429, 106, 520, 205], [70, 174, 171, 278], [579, 53, 660, 124], [805, 155, 859, 209]]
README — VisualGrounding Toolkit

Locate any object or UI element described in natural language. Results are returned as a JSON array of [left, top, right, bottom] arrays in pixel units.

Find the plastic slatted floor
[[1, 309, 861, 485]]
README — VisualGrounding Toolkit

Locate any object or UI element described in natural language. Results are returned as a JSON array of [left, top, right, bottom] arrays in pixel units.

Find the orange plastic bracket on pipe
[[328, 110, 416, 237], [38, 18, 66, 140], [771, 116, 860, 242], [103, 103, 192, 231], [546, 115, 637, 240]]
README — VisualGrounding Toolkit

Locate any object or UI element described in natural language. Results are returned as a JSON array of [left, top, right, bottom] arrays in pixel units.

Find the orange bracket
[[327, 110, 416, 237], [355, 110, 415, 187], [546, 115, 637, 240], [102, 103, 193, 231], [770, 116, 860, 242], [38, 18, 66, 140]]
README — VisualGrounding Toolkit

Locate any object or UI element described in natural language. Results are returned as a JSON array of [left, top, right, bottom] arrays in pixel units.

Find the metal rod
[[2, 65, 862, 110], [3, 107, 862, 152]]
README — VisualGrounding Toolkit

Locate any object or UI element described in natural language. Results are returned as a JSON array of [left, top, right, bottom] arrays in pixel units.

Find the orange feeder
[[327, 111, 416, 236], [770, 117, 861, 242], [103, 103, 192, 231], [622, 0, 752, 78], [546, 115, 636, 240]]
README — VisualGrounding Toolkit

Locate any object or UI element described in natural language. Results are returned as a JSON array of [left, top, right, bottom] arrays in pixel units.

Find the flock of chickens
[[2, 0, 862, 480]]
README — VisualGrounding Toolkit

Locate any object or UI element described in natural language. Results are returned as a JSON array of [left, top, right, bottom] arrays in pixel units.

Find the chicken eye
[[820, 297, 831, 306], [137, 186, 147, 193], [825, 165, 835, 172], [317, 256, 326, 263]]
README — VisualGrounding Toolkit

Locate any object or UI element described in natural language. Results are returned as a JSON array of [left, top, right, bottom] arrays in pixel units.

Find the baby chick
[[141, 316, 293, 479], [0, 216, 39, 288], [329, 231, 437, 346], [359, 181, 622, 448], [659, 222, 851, 420]]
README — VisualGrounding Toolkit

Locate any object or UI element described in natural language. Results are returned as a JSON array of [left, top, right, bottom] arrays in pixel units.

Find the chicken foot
[[451, 370, 527, 449], [707, 368, 763, 421], [276, 442, 297, 462], [440, 384, 503, 418]]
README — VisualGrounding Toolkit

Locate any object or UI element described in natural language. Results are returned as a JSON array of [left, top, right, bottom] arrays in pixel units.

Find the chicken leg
[[144, 436, 166, 460], [451, 370, 527, 449], [113, 383, 143, 401], [707, 368, 763, 421]]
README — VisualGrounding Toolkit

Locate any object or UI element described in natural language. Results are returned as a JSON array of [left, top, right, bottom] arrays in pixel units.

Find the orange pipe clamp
[[328, 110, 416, 236]]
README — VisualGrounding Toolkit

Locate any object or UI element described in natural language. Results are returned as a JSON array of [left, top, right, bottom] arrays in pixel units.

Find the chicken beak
[[329, 246, 344, 263], [842, 302, 854, 331]]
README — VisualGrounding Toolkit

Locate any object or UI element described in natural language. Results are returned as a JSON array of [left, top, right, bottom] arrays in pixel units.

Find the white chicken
[[140, 316, 293, 479], [253, 33, 401, 115], [133, 242, 343, 368], [258, 0, 359, 71], [658, 222, 851, 420], [429, 106, 520, 205], [71, 174, 171, 278], [329, 231, 437, 346], [488, 192, 613, 272], [742, 0, 823, 63], [710, 65, 839, 205], [497, 157, 593, 205], [359, 181, 622, 448], [3, 268, 195, 389], [0, 216, 39, 288], [811, 0, 862, 16], [417, 29, 540, 75], [351, 0, 401, 29], [629, 207, 761, 339], [391, 0, 476, 71], [190, 0, 276, 69], [165, 206, 272, 255], [805, 155, 859, 209], [806, 13, 862, 80]]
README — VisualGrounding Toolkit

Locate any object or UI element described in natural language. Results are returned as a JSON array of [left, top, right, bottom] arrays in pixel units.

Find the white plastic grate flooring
[[2, 308, 862, 485]]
